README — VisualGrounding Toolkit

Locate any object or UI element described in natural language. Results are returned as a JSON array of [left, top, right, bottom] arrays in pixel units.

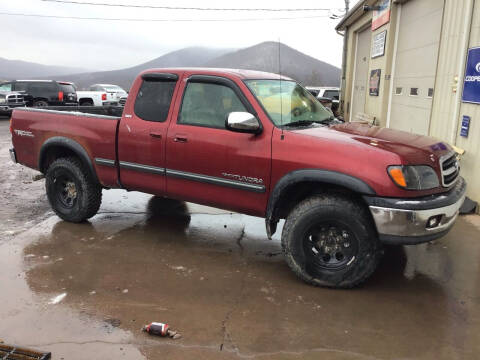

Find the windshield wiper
[[283, 120, 315, 127], [318, 116, 336, 124], [283, 117, 335, 127]]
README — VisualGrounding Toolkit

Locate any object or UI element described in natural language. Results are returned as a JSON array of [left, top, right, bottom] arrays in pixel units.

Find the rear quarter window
[[58, 84, 75, 93], [134, 79, 176, 122], [23, 82, 57, 93], [14, 82, 28, 92]]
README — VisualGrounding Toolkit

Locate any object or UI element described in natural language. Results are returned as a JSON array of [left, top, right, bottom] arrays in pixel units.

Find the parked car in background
[[316, 87, 340, 116], [76, 90, 115, 106], [119, 95, 128, 106], [305, 86, 321, 97], [0, 89, 26, 115], [317, 87, 340, 102], [0, 80, 77, 107], [77, 84, 127, 106]]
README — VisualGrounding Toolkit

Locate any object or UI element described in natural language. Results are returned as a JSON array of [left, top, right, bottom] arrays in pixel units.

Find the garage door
[[350, 27, 371, 121], [389, 0, 444, 135]]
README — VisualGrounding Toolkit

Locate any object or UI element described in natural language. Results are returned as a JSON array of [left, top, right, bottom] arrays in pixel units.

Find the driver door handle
[[174, 135, 188, 143], [149, 132, 162, 139]]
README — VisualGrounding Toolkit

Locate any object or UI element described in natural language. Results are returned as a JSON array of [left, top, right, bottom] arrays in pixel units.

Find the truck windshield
[[245, 80, 333, 126]]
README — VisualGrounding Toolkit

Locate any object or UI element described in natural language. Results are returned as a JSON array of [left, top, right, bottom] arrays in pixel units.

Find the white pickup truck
[[76, 84, 127, 106]]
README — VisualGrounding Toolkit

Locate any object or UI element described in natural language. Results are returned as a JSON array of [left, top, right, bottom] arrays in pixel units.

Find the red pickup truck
[[9, 68, 466, 288]]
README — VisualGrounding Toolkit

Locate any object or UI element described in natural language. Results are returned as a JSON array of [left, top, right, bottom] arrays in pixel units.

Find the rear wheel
[[45, 157, 102, 222], [33, 100, 48, 108], [281, 194, 382, 288]]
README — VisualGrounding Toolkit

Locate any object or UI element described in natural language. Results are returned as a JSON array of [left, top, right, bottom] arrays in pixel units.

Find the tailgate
[[107, 92, 117, 102]]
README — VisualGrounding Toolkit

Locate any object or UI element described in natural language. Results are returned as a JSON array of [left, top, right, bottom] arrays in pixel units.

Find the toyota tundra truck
[[9, 68, 466, 288]]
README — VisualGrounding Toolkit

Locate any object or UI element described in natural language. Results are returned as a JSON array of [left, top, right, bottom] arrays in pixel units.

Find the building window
[[427, 88, 434, 98], [410, 88, 419, 96], [395, 87, 403, 95]]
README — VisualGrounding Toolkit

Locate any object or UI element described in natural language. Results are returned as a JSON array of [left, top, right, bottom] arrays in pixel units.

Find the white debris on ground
[[49, 292, 67, 304]]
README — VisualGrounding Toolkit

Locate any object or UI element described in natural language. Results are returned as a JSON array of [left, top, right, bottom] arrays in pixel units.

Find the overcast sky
[[0, 0, 361, 71]]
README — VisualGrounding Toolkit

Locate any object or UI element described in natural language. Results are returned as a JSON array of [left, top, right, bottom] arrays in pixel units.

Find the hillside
[[1, 43, 340, 89], [55, 47, 234, 90], [0, 57, 88, 80], [206, 42, 340, 86]]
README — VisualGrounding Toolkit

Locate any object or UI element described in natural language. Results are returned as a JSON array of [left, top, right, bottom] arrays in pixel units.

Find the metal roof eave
[[335, 0, 374, 31]]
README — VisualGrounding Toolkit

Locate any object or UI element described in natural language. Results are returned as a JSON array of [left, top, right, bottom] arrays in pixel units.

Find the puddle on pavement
[[1, 189, 480, 359]]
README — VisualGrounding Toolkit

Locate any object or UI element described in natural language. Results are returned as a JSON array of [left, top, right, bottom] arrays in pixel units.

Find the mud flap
[[265, 218, 278, 240]]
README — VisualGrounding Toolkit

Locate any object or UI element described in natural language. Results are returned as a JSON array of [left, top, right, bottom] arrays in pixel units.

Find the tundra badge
[[222, 172, 264, 184], [14, 129, 34, 137]]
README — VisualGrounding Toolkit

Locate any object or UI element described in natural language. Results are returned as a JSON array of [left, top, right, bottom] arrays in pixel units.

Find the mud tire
[[281, 194, 382, 288], [45, 157, 102, 222]]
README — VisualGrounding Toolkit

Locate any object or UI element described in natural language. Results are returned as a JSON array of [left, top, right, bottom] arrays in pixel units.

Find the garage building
[[336, 0, 480, 204]]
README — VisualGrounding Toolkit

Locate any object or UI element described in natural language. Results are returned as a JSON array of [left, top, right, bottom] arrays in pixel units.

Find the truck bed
[[11, 107, 120, 188]]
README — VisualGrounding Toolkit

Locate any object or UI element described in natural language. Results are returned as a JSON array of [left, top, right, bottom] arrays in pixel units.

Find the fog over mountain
[[0, 57, 88, 80], [1, 42, 340, 89], [206, 42, 340, 87], [54, 47, 234, 90]]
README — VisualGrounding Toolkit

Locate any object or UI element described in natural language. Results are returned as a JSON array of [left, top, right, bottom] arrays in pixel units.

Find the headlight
[[0, 96, 6, 104], [388, 165, 439, 190]]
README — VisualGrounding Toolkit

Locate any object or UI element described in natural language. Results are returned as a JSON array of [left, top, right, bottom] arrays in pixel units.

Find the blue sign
[[462, 47, 480, 104], [460, 115, 470, 137]]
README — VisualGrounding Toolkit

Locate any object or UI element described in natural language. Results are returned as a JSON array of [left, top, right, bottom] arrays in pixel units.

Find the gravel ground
[[0, 119, 51, 245]]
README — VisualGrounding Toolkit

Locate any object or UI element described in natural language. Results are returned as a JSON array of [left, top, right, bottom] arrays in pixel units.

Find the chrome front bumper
[[365, 177, 467, 244]]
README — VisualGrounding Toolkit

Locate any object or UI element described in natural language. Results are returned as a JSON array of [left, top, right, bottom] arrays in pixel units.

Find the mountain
[[206, 42, 340, 86], [1, 43, 340, 89], [0, 57, 88, 80], [56, 47, 234, 90]]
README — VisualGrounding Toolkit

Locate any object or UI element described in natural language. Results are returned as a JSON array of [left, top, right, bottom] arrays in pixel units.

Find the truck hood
[[289, 122, 452, 164]]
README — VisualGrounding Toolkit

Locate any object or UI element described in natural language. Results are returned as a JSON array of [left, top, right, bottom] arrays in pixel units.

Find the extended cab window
[[134, 79, 176, 122], [179, 82, 247, 129]]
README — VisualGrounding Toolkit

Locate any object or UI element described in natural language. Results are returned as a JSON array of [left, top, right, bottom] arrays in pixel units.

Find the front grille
[[119, 97, 127, 106], [7, 94, 24, 104], [440, 152, 459, 187]]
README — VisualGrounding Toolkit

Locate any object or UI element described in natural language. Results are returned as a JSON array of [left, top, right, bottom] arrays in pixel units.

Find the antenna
[[278, 38, 284, 139]]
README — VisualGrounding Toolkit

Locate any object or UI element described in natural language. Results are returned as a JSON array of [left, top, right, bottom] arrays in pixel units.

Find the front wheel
[[281, 194, 382, 288], [45, 157, 102, 222]]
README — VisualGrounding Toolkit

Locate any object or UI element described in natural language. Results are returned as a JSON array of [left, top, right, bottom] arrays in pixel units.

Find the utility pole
[[338, 0, 350, 118]]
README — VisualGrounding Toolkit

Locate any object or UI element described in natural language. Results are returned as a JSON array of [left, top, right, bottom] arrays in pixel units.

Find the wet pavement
[[1, 119, 480, 359]]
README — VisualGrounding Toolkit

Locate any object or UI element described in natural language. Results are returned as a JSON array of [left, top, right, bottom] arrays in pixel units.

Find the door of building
[[388, 0, 444, 135], [350, 27, 371, 121]]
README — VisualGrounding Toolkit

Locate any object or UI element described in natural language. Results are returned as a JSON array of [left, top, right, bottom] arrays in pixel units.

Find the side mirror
[[226, 112, 261, 134]]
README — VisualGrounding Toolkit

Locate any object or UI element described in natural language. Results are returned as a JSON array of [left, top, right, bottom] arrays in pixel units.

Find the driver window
[[178, 82, 247, 129]]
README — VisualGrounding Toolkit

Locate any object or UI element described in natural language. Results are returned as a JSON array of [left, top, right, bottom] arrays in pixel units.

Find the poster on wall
[[372, 30, 387, 58], [369, 69, 381, 96], [372, 0, 391, 31], [462, 46, 480, 104]]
